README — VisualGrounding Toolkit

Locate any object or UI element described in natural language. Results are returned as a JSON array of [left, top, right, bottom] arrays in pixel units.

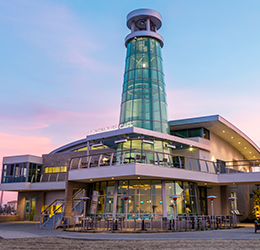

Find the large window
[[1, 162, 29, 183], [171, 127, 210, 140]]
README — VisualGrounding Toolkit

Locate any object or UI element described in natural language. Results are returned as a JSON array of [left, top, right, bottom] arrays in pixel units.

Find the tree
[[251, 185, 260, 218]]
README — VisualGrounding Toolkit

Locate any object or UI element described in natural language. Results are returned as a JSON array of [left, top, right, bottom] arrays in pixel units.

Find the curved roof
[[49, 138, 87, 154], [168, 114, 260, 160]]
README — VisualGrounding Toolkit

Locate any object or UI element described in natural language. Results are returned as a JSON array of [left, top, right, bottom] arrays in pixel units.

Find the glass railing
[[218, 159, 260, 174], [69, 148, 217, 174]]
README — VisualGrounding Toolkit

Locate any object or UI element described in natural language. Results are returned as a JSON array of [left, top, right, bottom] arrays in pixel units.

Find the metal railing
[[69, 148, 217, 174], [30, 173, 66, 183], [63, 215, 237, 232]]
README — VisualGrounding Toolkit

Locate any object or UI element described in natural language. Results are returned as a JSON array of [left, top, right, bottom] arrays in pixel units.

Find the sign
[[90, 191, 99, 214], [87, 122, 133, 135]]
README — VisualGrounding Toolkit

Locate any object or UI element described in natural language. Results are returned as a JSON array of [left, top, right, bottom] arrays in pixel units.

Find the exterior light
[[189, 147, 193, 151], [223, 130, 225, 133], [244, 147, 247, 149], [238, 142, 241, 144], [166, 144, 176, 149], [249, 152, 252, 154], [233, 183, 235, 185], [112, 177, 114, 180], [143, 63, 146, 67], [207, 195, 217, 216], [115, 139, 127, 144], [80, 197, 89, 202], [142, 140, 154, 144], [231, 136, 233, 139], [228, 197, 237, 201], [90, 179, 92, 182], [138, 176, 140, 179]]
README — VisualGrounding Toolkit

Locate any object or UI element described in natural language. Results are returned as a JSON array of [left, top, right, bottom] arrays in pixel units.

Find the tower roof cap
[[126, 9, 162, 30]]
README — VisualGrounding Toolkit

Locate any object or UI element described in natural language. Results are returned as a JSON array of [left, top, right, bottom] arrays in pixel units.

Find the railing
[[40, 199, 65, 229], [218, 159, 260, 174], [72, 189, 86, 216], [69, 148, 217, 174], [63, 215, 237, 232], [30, 173, 66, 183]]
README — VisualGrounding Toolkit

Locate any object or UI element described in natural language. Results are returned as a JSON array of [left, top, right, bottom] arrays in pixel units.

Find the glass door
[[24, 201, 31, 221]]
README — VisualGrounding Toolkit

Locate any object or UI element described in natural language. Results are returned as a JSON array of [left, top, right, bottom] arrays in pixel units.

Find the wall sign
[[87, 122, 133, 135]]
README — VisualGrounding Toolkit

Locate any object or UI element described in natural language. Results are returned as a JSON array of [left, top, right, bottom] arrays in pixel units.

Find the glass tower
[[119, 9, 169, 134]]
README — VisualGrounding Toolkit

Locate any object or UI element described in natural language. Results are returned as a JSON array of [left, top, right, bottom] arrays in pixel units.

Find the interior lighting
[[115, 139, 127, 144], [166, 144, 176, 149], [143, 63, 146, 67], [142, 140, 154, 144]]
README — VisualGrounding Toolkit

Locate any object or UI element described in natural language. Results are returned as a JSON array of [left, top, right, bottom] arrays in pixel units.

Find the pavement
[[0, 222, 259, 240]]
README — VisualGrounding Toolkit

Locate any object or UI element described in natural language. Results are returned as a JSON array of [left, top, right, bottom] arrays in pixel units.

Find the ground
[[0, 222, 260, 249], [1, 238, 260, 249]]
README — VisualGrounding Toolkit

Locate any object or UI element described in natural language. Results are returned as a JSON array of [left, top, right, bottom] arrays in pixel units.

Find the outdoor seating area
[[62, 215, 237, 232]]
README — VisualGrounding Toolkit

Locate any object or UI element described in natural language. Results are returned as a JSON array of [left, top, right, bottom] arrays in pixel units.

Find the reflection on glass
[[165, 181, 175, 195], [140, 180, 151, 195], [140, 195, 151, 214], [175, 181, 183, 195]]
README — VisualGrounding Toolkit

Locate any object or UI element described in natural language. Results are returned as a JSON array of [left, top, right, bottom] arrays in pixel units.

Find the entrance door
[[24, 197, 36, 221], [24, 201, 31, 221]]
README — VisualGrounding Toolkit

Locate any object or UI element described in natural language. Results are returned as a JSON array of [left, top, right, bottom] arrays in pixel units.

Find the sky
[[1, 0, 260, 203]]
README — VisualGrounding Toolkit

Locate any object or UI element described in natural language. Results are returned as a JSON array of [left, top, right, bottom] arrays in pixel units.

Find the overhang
[[169, 115, 260, 160]]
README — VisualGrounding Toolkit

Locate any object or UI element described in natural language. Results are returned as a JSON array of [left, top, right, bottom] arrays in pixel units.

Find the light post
[[207, 195, 217, 216], [171, 195, 179, 231], [80, 197, 90, 219], [207, 195, 217, 228], [123, 196, 128, 231]]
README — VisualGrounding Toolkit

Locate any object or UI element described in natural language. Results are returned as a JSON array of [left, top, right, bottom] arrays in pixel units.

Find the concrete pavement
[[0, 222, 259, 240]]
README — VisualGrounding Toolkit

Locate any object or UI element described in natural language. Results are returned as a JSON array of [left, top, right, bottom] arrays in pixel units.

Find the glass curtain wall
[[166, 181, 200, 216], [88, 180, 200, 218], [119, 37, 169, 134]]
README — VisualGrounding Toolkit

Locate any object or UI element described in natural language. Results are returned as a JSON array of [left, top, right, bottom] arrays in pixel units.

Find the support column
[[146, 18, 150, 31], [131, 21, 135, 32], [112, 181, 118, 218], [162, 181, 167, 217]]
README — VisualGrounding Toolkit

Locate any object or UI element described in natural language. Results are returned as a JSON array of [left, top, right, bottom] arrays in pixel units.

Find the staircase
[[72, 189, 85, 216], [40, 189, 86, 229]]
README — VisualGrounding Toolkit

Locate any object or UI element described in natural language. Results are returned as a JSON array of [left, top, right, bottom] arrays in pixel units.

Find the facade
[[1, 9, 260, 226]]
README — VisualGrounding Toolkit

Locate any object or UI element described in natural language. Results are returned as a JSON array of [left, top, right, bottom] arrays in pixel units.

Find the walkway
[[0, 222, 258, 240]]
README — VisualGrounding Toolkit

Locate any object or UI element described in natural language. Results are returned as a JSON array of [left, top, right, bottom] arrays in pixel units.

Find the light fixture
[[138, 176, 140, 179], [233, 183, 235, 185], [250, 152, 252, 154], [92, 143, 103, 147], [112, 177, 114, 180], [189, 147, 193, 151], [223, 130, 225, 133], [142, 140, 154, 144], [90, 179, 92, 182], [205, 183, 207, 186], [166, 144, 176, 149], [231, 136, 233, 139], [244, 147, 247, 149], [115, 139, 127, 144], [143, 63, 146, 67], [238, 142, 241, 144]]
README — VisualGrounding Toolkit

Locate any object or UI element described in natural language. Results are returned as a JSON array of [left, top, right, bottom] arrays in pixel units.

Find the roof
[[168, 115, 260, 160]]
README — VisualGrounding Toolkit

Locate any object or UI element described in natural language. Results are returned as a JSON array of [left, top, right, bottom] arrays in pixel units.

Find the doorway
[[24, 197, 36, 221]]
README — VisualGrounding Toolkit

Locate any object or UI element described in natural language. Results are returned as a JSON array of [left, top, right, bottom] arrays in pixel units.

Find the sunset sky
[[1, 0, 260, 203]]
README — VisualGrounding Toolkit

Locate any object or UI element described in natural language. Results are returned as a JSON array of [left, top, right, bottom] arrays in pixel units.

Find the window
[[172, 127, 210, 140], [45, 166, 67, 173]]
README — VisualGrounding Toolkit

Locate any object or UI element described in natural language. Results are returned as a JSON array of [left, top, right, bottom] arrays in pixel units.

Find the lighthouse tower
[[119, 9, 169, 134]]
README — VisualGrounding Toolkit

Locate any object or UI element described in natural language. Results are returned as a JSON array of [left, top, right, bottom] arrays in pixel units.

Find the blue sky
[[1, 0, 260, 202]]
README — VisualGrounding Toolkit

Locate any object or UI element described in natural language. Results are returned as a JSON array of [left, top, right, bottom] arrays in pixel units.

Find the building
[[1, 9, 260, 227]]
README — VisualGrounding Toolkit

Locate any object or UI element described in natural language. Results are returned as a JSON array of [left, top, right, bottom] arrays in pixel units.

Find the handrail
[[73, 188, 84, 199], [41, 199, 64, 215]]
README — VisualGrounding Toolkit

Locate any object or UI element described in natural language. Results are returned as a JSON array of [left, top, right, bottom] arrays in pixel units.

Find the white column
[[146, 18, 150, 31], [112, 181, 118, 218], [131, 21, 135, 32], [162, 181, 167, 217]]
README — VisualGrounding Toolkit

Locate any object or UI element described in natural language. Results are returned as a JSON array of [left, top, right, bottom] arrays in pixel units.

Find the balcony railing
[[218, 159, 260, 174], [69, 148, 217, 174]]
